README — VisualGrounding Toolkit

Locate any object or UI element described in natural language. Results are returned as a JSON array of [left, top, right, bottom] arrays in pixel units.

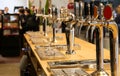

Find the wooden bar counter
[[24, 32, 120, 76]]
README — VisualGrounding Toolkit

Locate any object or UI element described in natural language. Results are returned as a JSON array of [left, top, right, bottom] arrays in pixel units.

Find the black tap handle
[[90, 1, 94, 17], [84, 2, 89, 18]]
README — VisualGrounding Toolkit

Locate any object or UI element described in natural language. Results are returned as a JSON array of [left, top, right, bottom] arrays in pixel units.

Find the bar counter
[[24, 32, 120, 76]]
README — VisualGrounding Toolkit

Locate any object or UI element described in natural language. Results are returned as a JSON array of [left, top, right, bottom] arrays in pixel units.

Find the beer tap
[[89, 3, 108, 76], [56, 12, 76, 54], [91, 4, 119, 76], [103, 4, 119, 76], [105, 21, 119, 76], [65, 20, 76, 54], [58, 12, 76, 54], [36, 14, 52, 36], [51, 5, 58, 42], [90, 23, 109, 76]]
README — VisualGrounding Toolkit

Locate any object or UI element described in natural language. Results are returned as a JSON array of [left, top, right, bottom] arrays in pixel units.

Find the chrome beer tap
[[65, 21, 76, 54], [90, 23, 109, 76], [51, 5, 58, 42], [36, 14, 52, 36], [90, 3, 109, 76], [58, 13, 76, 54], [105, 22, 119, 76], [91, 4, 119, 76], [56, 12, 76, 54]]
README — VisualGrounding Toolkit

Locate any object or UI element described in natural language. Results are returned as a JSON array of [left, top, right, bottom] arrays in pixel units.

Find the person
[[4, 7, 9, 14], [0, 10, 3, 22], [30, 6, 37, 15], [114, 5, 120, 43], [19, 8, 26, 33], [4, 7, 10, 22], [24, 8, 39, 32], [18, 8, 26, 50]]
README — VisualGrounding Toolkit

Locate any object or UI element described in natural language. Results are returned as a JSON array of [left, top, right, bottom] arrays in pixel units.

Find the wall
[[0, 0, 28, 13], [38, 0, 68, 9]]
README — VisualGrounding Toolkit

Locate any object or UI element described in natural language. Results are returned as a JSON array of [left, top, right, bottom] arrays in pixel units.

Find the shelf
[[0, 14, 21, 57]]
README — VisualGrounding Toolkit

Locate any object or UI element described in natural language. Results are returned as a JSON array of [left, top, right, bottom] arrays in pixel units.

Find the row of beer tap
[[36, 0, 119, 76]]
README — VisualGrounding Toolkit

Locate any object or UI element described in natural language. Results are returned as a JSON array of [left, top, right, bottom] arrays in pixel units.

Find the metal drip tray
[[48, 59, 110, 70], [50, 68, 91, 76], [48, 60, 80, 68], [30, 37, 48, 44], [36, 47, 65, 60]]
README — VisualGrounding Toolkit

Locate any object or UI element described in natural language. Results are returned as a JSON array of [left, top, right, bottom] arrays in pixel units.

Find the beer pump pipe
[[65, 20, 76, 54], [57, 13, 76, 54], [90, 23, 109, 76], [105, 22, 119, 76], [51, 6, 58, 42], [91, 4, 119, 76], [102, 4, 119, 76], [36, 14, 52, 36]]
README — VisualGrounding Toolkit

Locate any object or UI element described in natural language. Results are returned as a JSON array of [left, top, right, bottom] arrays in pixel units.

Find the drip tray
[[48, 60, 80, 68], [48, 59, 110, 70], [50, 68, 91, 76], [36, 47, 65, 60]]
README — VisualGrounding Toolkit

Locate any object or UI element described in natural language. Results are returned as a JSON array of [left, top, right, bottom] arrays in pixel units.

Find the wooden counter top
[[24, 32, 120, 76]]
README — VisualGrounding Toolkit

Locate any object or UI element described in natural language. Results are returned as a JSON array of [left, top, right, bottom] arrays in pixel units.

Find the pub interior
[[0, 0, 120, 76]]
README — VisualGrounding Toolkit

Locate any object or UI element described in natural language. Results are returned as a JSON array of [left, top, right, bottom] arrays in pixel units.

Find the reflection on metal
[[48, 59, 110, 69], [52, 21, 57, 43], [54, 12, 76, 54], [51, 6, 58, 43], [65, 21, 76, 54], [36, 14, 52, 36], [90, 23, 108, 76], [103, 4, 119, 76], [90, 25, 96, 43], [89, 21, 119, 76], [99, 3, 104, 21], [105, 22, 119, 76], [74, 0, 84, 20], [79, 1, 84, 20], [85, 25, 91, 41], [43, 17, 47, 36]]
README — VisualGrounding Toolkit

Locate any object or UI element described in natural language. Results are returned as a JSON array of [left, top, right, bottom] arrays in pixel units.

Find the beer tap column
[[62, 13, 76, 54], [51, 5, 58, 42], [43, 17, 47, 36], [52, 20, 57, 42], [91, 23, 109, 76], [66, 21, 76, 54], [106, 22, 119, 76], [36, 14, 52, 36]]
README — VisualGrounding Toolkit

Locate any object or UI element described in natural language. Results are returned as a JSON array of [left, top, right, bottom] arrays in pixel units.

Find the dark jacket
[[24, 14, 39, 32], [115, 14, 120, 24]]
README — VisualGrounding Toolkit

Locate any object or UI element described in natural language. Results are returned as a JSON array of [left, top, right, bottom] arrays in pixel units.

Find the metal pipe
[[52, 20, 57, 42], [51, 6, 58, 43], [91, 23, 108, 76], [90, 25, 96, 43], [36, 14, 52, 36], [43, 17, 47, 36], [106, 22, 119, 76], [79, 1, 84, 20], [85, 25, 91, 41], [65, 21, 76, 54]]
